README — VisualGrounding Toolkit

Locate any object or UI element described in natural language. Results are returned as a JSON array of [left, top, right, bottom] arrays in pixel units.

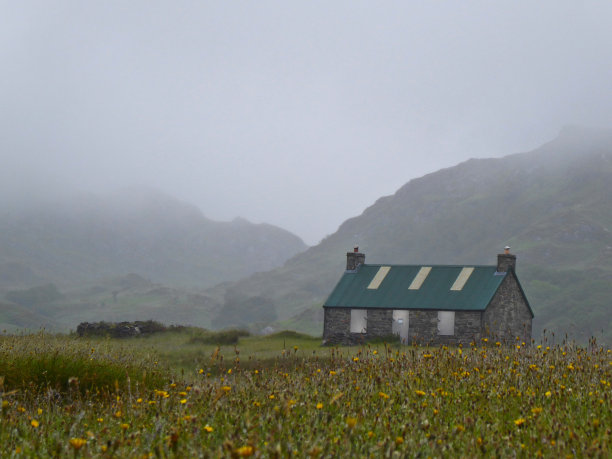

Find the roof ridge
[[362, 263, 497, 268]]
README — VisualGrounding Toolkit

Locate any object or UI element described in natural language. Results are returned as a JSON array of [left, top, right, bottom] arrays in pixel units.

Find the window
[[350, 309, 367, 333], [437, 311, 455, 335]]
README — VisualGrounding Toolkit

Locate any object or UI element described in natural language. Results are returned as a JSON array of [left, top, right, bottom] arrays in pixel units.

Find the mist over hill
[[2, 128, 610, 342], [210, 127, 612, 345], [0, 187, 307, 291]]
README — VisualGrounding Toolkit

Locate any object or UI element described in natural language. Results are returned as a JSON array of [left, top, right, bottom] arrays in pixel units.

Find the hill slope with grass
[[0, 187, 307, 291], [211, 126, 612, 344]]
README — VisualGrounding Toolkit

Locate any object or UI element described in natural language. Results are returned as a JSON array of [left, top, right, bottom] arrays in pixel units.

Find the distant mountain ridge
[[210, 126, 612, 344], [0, 187, 307, 291]]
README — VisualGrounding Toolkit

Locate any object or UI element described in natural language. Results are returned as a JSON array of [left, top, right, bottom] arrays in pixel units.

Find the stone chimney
[[497, 246, 516, 272], [346, 246, 365, 271]]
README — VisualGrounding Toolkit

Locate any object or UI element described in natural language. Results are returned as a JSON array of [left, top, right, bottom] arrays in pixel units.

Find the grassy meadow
[[0, 329, 610, 457]]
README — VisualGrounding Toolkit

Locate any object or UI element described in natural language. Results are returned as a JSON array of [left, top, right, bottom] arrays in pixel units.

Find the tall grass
[[0, 331, 609, 457], [0, 331, 165, 393]]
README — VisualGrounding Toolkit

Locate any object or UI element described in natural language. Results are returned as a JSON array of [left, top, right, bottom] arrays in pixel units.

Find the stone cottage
[[322, 247, 533, 345]]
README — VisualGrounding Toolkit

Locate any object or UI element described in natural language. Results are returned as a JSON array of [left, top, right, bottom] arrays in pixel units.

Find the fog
[[2, 1, 612, 245]]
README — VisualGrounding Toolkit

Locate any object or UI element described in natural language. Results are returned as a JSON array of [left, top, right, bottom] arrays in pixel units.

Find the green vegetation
[[188, 329, 251, 346], [5, 284, 63, 307], [0, 329, 610, 457], [0, 187, 306, 294], [214, 130, 612, 345], [0, 332, 164, 393], [1, 129, 611, 346]]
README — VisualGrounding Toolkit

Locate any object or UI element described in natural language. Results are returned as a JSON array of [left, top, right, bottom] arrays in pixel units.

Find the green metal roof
[[323, 264, 507, 311]]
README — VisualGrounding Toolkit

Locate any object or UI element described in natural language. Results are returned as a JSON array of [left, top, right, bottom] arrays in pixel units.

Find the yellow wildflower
[[204, 425, 213, 433], [69, 438, 87, 450], [234, 445, 254, 457], [31, 419, 40, 428]]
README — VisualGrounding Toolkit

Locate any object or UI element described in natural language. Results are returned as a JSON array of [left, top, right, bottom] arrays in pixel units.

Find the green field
[[1, 330, 610, 457]]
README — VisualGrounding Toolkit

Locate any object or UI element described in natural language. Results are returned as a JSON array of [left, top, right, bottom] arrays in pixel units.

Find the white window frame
[[437, 311, 455, 336], [350, 309, 367, 333]]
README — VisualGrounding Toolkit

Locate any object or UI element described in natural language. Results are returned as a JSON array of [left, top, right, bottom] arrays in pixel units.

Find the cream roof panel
[[450, 267, 475, 291], [408, 266, 432, 290], [367, 266, 391, 290]]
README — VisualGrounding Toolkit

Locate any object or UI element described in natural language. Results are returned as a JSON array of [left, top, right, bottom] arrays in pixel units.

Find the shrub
[[264, 330, 318, 340], [188, 329, 250, 345]]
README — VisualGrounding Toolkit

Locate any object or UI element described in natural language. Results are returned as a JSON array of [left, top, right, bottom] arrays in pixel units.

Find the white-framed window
[[437, 311, 455, 335], [350, 309, 367, 333]]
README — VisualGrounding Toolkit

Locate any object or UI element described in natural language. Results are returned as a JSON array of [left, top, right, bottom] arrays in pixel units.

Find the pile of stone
[[76, 320, 171, 338]]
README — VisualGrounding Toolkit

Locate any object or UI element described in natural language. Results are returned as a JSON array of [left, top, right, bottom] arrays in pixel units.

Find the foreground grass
[[0, 331, 610, 457]]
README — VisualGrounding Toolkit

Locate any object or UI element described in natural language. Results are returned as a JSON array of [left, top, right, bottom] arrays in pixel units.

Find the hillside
[[210, 126, 612, 344], [0, 188, 307, 330], [0, 188, 307, 291]]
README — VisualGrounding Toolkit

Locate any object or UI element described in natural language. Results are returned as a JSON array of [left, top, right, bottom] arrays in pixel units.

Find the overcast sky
[[2, 2, 612, 244]]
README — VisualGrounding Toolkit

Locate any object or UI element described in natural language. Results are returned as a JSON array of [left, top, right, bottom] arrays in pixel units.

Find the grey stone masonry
[[365, 309, 393, 338], [407, 310, 482, 345], [323, 308, 351, 345], [497, 253, 517, 273], [483, 272, 532, 344], [323, 308, 394, 345], [346, 250, 366, 271], [323, 307, 483, 346]]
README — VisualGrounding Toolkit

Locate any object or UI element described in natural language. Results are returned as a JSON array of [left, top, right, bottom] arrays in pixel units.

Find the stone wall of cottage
[[482, 272, 532, 344], [322, 308, 350, 345], [323, 308, 394, 345], [323, 307, 482, 346], [407, 310, 482, 345]]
